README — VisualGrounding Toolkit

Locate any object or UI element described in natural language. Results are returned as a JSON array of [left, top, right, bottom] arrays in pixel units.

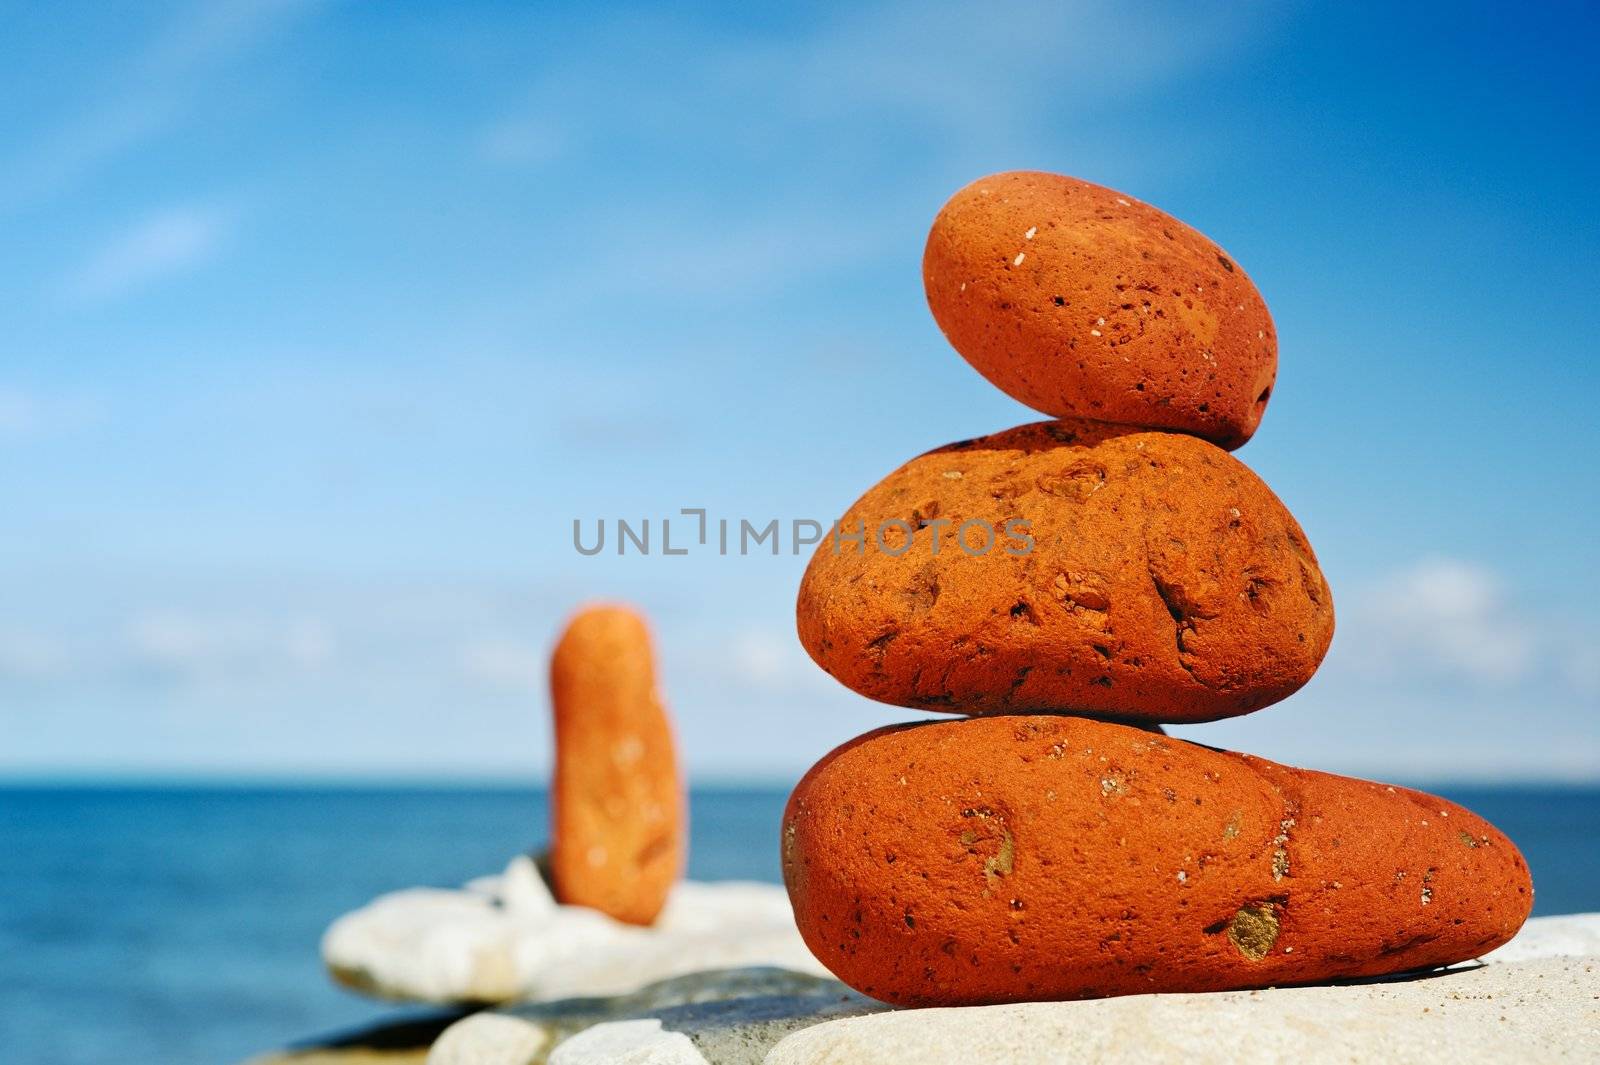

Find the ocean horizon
[[2, 781, 1595, 1065]]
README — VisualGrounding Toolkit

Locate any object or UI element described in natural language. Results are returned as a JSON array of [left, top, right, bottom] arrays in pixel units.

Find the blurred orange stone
[[549, 604, 684, 926]]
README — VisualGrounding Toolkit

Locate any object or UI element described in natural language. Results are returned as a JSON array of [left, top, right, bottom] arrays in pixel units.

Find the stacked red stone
[[781, 171, 1532, 1007]]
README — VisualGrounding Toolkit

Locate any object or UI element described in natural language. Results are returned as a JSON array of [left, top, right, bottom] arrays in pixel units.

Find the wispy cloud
[[469, 0, 1274, 318], [1341, 557, 1595, 696], [58, 204, 233, 305], [127, 610, 335, 683], [0, 577, 558, 702], [751, 0, 1268, 147], [458, 636, 545, 693], [488, 0, 1268, 166], [476, 117, 564, 167], [0, 0, 321, 211], [139, 0, 320, 75], [1166, 556, 1600, 783]]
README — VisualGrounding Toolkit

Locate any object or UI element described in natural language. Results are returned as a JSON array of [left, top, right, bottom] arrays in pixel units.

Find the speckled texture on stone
[[797, 419, 1333, 723], [924, 170, 1277, 449], [783, 716, 1532, 1006], [764, 957, 1600, 1065]]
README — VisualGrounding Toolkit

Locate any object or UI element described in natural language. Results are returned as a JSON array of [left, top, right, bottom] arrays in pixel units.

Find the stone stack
[[782, 171, 1532, 1006]]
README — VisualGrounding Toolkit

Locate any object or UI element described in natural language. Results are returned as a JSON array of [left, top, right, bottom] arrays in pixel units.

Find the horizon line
[[1, 769, 1596, 791]]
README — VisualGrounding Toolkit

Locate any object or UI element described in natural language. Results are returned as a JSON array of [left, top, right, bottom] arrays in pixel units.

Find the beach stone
[[924, 170, 1277, 449], [550, 604, 685, 926], [797, 420, 1333, 724], [764, 956, 1600, 1065], [323, 856, 825, 1005], [550, 1020, 704, 1064], [261, 916, 1595, 1065], [426, 1013, 550, 1065], [783, 716, 1532, 1006], [428, 967, 881, 1065]]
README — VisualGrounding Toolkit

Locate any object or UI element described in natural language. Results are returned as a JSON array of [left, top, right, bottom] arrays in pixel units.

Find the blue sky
[[2, 0, 1596, 783]]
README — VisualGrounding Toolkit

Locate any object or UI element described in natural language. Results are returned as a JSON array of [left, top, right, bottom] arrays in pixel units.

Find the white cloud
[[459, 637, 545, 693], [141, 0, 321, 76], [126, 609, 335, 681], [666, 624, 836, 702], [492, 0, 1265, 166], [2, 561, 1591, 780], [761, 0, 1264, 142], [1334, 557, 1600, 708], [1357, 557, 1536, 683], [726, 629, 812, 691], [59, 205, 233, 305]]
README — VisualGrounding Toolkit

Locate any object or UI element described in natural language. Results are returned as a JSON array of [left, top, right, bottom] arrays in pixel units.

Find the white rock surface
[[765, 955, 1600, 1065], [1483, 911, 1600, 963], [427, 1012, 550, 1065], [322, 856, 826, 1004], [548, 1020, 706, 1065]]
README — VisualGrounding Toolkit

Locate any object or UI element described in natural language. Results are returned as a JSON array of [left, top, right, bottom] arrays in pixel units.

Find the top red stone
[[924, 171, 1278, 450]]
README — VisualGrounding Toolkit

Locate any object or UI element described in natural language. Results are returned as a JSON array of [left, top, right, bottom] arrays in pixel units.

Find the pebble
[[783, 716, 1532, 1006], [923, 170, 1277, 449], [797, 420, 1333, 723], [550, 604, 685, 926]]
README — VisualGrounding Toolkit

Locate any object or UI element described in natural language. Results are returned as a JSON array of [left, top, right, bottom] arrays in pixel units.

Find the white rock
[[323, 856, 826, 1004], [548, 1019, 708, 1065], [427, 1011, 549, 1065], [500, 854, 557, 921], [322, 887, 526, 1002], [1484, 911, 1600, 963], [764, 956, 1600, 1065]]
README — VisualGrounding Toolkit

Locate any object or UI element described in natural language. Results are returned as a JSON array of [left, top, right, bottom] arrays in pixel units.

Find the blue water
[[0, 784, 1594, 1065]]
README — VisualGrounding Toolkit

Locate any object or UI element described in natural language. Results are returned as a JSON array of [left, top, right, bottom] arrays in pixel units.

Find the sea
[[0, 784, 1595, 1065]]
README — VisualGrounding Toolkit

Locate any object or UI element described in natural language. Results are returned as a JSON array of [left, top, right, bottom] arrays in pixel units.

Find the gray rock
[[428, 967, 883, 1065], [240, 1011, 462, 1065]]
